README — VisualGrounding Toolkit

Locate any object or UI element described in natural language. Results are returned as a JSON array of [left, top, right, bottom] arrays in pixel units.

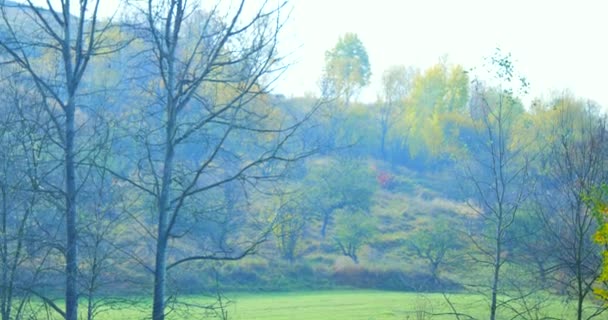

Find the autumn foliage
[[586, 185, 608, 301]]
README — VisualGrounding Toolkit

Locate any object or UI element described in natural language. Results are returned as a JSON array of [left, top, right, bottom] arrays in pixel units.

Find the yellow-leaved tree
[[322, 32, 371, 106], [585, 185, 608, 301], [402, 61, 470, 159]]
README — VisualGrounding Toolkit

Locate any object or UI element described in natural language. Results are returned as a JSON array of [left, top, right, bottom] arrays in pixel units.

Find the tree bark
[[152, 100, 176, 320], [490, 222, 502, 320], [65, 98, 78, 320], [321, 213, 330, 238]]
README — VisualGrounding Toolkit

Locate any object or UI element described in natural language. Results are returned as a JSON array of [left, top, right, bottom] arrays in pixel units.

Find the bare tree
[[462, 52, 532, 320], [0, 71, 39, 320], [0, 1, 119, 318], [536, 96, 608, 320], [107, 1, 315, 319], [0, 65, 75, 319]]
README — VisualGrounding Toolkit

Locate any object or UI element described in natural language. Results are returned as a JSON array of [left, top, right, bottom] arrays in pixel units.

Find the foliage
[[377, 65, 418, 160], [271, 193, 309, 262], [403, 62, 470, 159], [333, 209, 377, 263], [2, 6, 608, 318], [407, 221, 462, 283], [585, 184, 608, 301], [323, 33, 371, 105], [533, 93, 608, 320], [304, 157, 377, 238]]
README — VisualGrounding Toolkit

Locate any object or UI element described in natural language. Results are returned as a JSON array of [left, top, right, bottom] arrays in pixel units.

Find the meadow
[[82, 290, 582, 320]]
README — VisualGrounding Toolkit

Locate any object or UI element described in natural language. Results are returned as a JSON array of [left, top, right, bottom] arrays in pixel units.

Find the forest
[[0, 0, 608, 319]]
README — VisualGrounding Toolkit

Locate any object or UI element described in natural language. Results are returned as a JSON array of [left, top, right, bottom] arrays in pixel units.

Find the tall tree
[[0, 1, 110, 319], [116, 1, 314, 319], [305, 158, 376, 238], [462, 52, 531, 320], [322, 32, 371, 106], [405, 61, 469, 160], [535, 95, 608, 320], [377, 65, 417, 160]]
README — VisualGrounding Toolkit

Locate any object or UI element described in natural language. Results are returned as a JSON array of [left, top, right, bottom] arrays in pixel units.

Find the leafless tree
[[0, 71, 38, 320], [105, 1, 316, 319], [0, 1, 121, 318], [462, 52, 532, 320], [0, 66, 70, 319], [536, 96, 608, 320]]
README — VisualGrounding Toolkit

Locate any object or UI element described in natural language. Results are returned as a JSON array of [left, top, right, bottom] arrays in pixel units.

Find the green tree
[[333, 209, 376, 264], [271, 192, 309, 263], [407, 222, 462, 284], [404, 62, 469, 159], [305, 158, 376, 238], [377, 65, 417, 160], [586, 184, 608, 301], [323, 33, 371, 106]]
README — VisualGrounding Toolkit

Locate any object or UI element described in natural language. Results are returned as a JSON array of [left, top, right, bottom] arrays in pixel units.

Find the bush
[[331, 264, 461, 292]]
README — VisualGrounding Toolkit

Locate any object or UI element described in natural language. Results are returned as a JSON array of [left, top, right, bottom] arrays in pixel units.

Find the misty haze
[[0, 0, 607, 320]]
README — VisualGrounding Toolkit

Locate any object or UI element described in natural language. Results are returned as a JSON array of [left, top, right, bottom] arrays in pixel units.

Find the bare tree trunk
[[152, 237, 168, 320], [321, 213, 330, 238], [65, 98, 78, 320], [0, 185, 9, 320], [490, 221, 502, 320], [380, 124, 388, 161], [152, 110, 176, 320], [576, 213, 585, 320]]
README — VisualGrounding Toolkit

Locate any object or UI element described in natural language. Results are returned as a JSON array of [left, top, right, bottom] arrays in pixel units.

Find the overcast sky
[[277, 0, 608, 106], [32, 0, 608, 106]]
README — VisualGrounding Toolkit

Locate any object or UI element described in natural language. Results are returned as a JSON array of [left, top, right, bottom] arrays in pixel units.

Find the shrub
[[331, 264, 461, 292]]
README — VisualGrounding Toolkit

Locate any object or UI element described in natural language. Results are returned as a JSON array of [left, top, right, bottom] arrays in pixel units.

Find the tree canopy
[[323, 32, 371, 105]]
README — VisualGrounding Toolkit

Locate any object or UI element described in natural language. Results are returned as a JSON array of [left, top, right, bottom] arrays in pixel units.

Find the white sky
[[32, 0, 608, 106], [277, 0, 608, 106]]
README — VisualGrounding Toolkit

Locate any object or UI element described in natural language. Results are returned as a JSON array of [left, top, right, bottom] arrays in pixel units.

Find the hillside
[[167, 158, 474, 293], [0, 1, 606, 319]]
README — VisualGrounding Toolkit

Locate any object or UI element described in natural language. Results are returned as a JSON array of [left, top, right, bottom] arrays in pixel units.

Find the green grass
[[79, 290, 586, 320]]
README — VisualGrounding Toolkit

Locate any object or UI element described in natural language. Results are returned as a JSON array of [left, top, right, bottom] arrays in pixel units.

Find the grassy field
[[80, 290, 585, 320]]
